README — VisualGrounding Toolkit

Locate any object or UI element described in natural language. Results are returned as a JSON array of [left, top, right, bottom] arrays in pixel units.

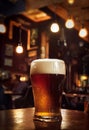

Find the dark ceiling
[[0, 0, 60, 16], [0, 0, 25, 16]]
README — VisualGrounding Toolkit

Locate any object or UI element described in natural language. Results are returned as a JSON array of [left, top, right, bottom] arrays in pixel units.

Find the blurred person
[[2, 78, 13, 109], [12, 77, 28, 95], [0, 80, 5, 110]]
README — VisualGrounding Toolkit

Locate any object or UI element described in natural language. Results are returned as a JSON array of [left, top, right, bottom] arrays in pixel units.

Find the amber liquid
[[31, 74, 65, 122]]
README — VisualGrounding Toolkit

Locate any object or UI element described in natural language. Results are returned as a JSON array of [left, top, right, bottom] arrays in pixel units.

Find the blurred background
[[0, 0, 89, 111]]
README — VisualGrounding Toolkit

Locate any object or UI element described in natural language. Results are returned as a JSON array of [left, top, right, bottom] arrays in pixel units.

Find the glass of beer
[[30, 58, 66, 122]]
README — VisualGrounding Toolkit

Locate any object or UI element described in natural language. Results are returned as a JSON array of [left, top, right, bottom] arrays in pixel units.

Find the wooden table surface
[[0, 107, 89, 130]]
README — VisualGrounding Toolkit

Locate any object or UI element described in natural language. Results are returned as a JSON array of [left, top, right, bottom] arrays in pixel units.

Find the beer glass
[[30, 58, 66, 122]]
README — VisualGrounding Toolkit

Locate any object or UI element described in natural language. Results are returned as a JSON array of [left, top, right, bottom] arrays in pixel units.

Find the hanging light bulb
[[16, 27, 23, 54], [65, 18, 75, 29], [50, 22, 60, 33], [79, 26, 88, 38], [0, 15, 6, 33], [16, 43, 23, 53], [0, 23, 6, 33], [50, 6, 60, 33]]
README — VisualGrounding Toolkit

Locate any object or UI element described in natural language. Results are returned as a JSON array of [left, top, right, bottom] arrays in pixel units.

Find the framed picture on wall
[[30, 28, 38, 48], [28, 49, 38, 58], [4, 58, 13, 67], [5, 44, 13, 56], [26, 48, 38, 65]]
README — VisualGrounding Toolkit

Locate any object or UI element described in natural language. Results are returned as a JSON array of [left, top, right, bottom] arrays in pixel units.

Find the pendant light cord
[[19, 27, 22, 45]]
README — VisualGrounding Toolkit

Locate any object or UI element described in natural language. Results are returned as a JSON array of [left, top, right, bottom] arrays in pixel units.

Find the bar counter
[[0, 107, 89, 130]]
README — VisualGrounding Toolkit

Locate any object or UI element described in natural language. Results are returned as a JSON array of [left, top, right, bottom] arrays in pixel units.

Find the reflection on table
[[0, 107, 89, 130]]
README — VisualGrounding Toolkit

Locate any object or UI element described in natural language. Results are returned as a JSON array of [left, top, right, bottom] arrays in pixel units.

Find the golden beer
[[30, 59, 66, 122]]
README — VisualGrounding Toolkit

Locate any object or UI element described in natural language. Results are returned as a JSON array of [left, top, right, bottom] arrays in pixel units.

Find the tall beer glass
[[30, 58, 66, 122]]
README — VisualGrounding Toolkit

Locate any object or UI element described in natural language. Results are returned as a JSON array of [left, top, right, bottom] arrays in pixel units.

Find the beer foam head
[[30, 59, 66, 75]]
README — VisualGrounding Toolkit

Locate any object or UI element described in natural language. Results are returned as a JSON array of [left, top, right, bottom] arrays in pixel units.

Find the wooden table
[[62, 91, 89, 98], [0, 107, 89, 130]]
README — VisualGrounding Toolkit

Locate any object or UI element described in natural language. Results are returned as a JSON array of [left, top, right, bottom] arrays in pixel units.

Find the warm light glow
[[65, 18, 74, 29], [16, 44, 23, 54], [67, 0, 75, 4], [0, 23, 6, 33], [79, 27, 88, 38], [80, 75, 88, 81], [76, 80, 82, 87], [64, 40, 67, 46], [50, 22, 59, 33], [20, 75, 28, 81]]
